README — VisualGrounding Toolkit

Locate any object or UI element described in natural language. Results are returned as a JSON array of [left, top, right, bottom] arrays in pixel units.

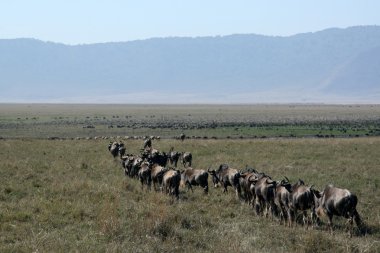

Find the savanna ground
[[0, 104, 379, 252], [1, 104, 380, 139]]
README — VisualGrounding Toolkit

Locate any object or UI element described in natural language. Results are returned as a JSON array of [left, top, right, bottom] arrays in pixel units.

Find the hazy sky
[[1, 0, 379, 44]]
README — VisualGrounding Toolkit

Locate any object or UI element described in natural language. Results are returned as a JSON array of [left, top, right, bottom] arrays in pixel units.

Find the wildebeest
[[130, 157, 143, 178], [121, 154, 134, 176], [143, 137, 152, 149], [180, 167, 209, 193], [118, 142, 126, 158], [181, 152, 192, 167], [138, 161, 152, 191], [315, 185, 363, 236], [168, 147, 181, 167], [208, 164, 241, 198], [108, 141, 120, 158], [239, 168, 260, 205], [253, 174, 278, 219], [162, 169, 181, 199], [275, 177, 292, 225], [288, 179, 318, 228], [149, 152, 168, 167], [150, 164, 166, 191]]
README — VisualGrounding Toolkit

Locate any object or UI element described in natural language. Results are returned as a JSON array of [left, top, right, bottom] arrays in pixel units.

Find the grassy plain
[[0, 104, 379, 252], [0, 138, 379, 252], [1, 104, 380, 139]]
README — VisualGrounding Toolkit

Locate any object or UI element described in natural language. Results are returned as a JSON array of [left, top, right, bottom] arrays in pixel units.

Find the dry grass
[[0, 138, 379, 252]]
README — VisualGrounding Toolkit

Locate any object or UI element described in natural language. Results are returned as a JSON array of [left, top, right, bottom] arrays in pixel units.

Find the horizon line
[[1, 25, 378, 46]]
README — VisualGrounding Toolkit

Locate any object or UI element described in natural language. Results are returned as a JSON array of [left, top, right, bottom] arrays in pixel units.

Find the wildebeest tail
[[234, 173, 242, 194]]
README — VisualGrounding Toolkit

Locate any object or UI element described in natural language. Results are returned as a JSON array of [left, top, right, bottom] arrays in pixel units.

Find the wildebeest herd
[[108, 138, 365, 237]]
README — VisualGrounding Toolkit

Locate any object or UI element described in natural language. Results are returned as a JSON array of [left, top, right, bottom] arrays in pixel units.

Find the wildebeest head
[[279, 177, 292, 192]]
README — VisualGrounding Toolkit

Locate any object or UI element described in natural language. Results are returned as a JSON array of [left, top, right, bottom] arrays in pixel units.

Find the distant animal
[[122, 155, 142, 178], [108, 141, 120, 158], [179, 133, 186, 141], [181, 152, 192, 167], [150, 164, 166, 191], [162, 169, 181, 199], [208, 164, 241, 198], [148, 152, 168, 167], [118, 142, 126, 158], [180, 167, 209, 193], [315, 185, 363, 236], [143, 137, 152, 149], [168, 147, 181, 167], [121, 154, 134, 176]]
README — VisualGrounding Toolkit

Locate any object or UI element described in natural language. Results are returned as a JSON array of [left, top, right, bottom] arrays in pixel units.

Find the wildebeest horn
[[284, 176, 290, 182]]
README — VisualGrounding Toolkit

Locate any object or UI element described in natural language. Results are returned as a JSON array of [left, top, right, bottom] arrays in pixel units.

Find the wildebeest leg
[[270, 202, 277, 221], [148, 177, 152, 191], [234, 187, 240, 199], [186, 182, 194, 193], [175, 187, 179, 200], [302, 211, 309, 229], [254, 199, 261, 215], [223, 183, 228, 193], [327, 214, 334, 233], [294, 209, 298, 227], [287, 209, 292, 227], [280, 206, 287, 225]]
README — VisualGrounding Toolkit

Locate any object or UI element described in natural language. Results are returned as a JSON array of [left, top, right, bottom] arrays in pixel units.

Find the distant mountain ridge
[[1, 26, 380, 103]]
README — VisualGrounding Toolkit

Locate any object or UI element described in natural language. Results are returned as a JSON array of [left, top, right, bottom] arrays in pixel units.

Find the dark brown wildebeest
[[253, 174, 278, 220], [181, 152, 192, 167], [129, 157, 143, 178], [168, 147, 181, 167], [149, 151, 168, 167], [275, 177, 292, 225], [118, 142, 126, 158], [239, 168, 260, 205], [288, 179, 319, 228], [143, 137, 152, 149], [150, 164, 166, 191], [121, 154, 135, 176], [138, 161, 152, 191], [208, 164, 241, 198], [109, 141, 120, 158], [162, 169, 181, 199], [179, 133, 186, 141], [180, 167, 209, 193], [315, 185, 363, 236]]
